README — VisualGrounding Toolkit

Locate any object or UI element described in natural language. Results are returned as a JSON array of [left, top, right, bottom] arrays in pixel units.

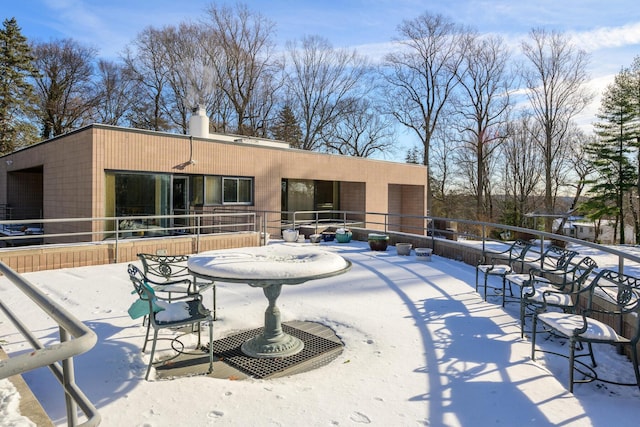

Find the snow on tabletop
[[188, 244, 349, 280]]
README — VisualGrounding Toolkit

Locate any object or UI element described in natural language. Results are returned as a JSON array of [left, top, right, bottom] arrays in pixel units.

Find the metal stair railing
[[0, 261, 101, 427]]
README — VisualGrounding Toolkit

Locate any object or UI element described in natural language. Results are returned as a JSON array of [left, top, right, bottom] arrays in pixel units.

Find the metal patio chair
[[138, 253, 217, 320], [525, 244, 579, 278], [128, 264, 213, 380], [505, 245, 579, 293], [476, 239, 533, 306], [505, 244, 579, 309], [518, 256, 598, 337], [531, 269, 640, 392]]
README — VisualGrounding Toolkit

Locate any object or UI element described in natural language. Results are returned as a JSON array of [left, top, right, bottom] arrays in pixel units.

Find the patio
[[1, 240, 640, 426]]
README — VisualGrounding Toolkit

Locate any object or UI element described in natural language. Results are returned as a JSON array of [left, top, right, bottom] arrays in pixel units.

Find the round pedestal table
[[188, 244, 351, 358]]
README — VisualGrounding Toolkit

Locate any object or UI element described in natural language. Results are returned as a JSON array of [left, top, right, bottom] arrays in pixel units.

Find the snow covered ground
[[1, 239, 640, 426]]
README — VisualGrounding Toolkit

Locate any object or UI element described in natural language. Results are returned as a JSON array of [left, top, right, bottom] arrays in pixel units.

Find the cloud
[[570, 22, 640, 51], [40, 0, 120, 50]]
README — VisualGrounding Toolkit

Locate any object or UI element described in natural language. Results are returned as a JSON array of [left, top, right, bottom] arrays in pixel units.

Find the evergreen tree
[[582, 72, 638, 243], [271, 105, 302, 146], [0, 17, 39, 154], [405, 146, 422, 164], [625, 56, 640, 242]]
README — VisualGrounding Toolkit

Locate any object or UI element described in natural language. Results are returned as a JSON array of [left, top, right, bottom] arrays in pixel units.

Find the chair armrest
[[144, 276, 201, 295], [152, 291, 202, 303], [484, 252, 516, 265], [144, 276, 192, 287], [570, 309, 591, 336], [539, 287, 565, 308], [529, 265, 565, 276], [522, 274, 553, 297]]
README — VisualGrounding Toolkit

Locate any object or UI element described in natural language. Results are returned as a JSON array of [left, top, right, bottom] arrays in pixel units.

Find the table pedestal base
[[241, 332, 304, 358], [241, 283, 305, 358]]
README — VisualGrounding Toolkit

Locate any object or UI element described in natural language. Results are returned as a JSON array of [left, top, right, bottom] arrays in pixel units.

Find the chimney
[[189, 106, 209, 138]]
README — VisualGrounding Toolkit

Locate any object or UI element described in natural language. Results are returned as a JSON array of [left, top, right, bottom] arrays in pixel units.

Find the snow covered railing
[[0, 261, 101, 427]]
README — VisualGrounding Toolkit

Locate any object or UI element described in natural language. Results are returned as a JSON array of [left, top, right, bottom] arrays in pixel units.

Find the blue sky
[[3, 0, 640, 151], [6, 0, 640, 57], [6, 1, 639, 66]]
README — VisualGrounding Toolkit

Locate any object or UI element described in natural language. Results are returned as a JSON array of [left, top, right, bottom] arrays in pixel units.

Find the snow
[[0, 378, 34, 426], [1, 239, 640, 426], [153, 300, 192, 323], [188, 244, 350, 281]]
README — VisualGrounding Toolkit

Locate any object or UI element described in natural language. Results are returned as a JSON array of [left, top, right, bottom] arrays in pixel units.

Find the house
[[570, 220, 636, 245], [0, 108, 428, 242]]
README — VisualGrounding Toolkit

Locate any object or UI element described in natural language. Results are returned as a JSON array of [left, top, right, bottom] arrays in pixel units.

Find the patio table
[[188, 244, 351, 358]]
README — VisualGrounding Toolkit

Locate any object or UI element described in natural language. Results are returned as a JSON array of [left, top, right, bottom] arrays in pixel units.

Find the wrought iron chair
[[137, 253, 217, 320], [528, 244, 579, 276], [505, 244, 579, 308], [518, 256, 598, 337], [531, 269, 640, 392], [128, 264, 213, 380], [476, 239, 533, 306]]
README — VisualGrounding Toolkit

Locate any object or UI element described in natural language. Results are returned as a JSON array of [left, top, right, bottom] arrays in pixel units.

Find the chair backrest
[[502, 239, 535, 272], [137, 253, 190, 284], [585, 269, 640, 343], [128, 263, 154, 301], [508, 239, 533, 261], [556, 256, 598, 292], [128, 263, 170, 321], [540, 245, 579, 271]]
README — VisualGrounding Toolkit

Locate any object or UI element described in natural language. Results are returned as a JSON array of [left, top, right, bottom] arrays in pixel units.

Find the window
[[109, 172, 253, 219], [107, 172, 170, 217], [281, 179, 339, 221], [192, 175, 253, 206], [223, 177, 252, 204], [190, 176, 204, 206], [205, 176, 222, 205], [105, 172, 172, 231]]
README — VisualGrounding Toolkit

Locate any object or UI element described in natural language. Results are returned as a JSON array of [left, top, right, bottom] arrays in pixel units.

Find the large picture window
[[281, 179, 339, 221], [108, 172, 170, 217], [107, 172, 254, 224]]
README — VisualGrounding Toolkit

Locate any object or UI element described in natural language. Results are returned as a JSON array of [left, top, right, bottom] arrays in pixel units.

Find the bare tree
[[432, 114, 466, 217], [521, 28, 593, 231], [285, 35, 368, 151], [323, 98, 395, 157], [31, 38, 97, 138], [204, 3, 278, 135], [456, 34, 513, 220], [243, 66, 284, 137], [159, 22, 237, 135], [554, 127, 595, 233], [159, 23, 209, 133], [93, 59, 139, 126], [500, 114, 544, 227], [381, 12, 469, 209], [123, 26, 172, 131]]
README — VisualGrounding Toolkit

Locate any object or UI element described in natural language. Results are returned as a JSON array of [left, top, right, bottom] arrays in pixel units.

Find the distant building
[[0, 108, 428, 241], [568, 220, 636, 245]]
